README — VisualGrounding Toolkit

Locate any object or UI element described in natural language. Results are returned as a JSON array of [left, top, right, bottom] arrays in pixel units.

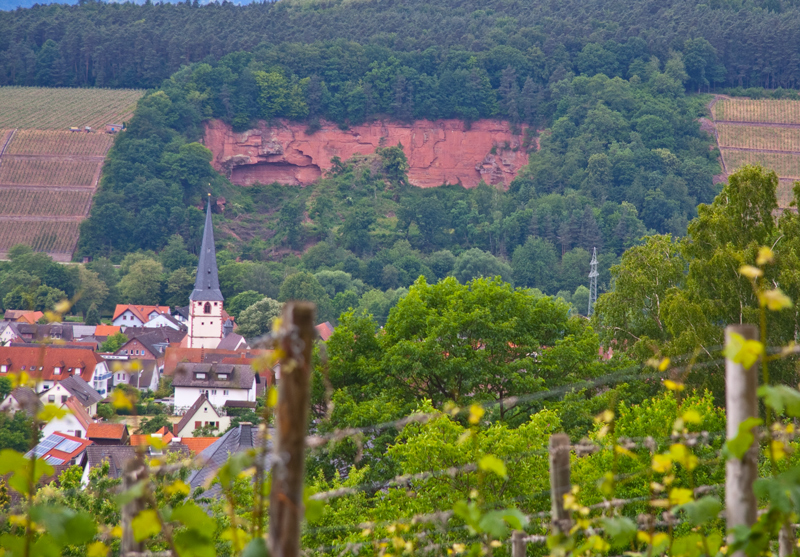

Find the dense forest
[[2, 0, 800, 90]]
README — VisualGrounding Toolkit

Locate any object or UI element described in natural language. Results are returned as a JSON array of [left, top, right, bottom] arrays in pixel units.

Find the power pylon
[[588, 247, 598, 316]]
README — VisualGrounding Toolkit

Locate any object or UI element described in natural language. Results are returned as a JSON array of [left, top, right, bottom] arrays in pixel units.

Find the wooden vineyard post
[[725, 324, 759, 554], [549, 433, 572, 534], [269, 302, 316, 557], [120, 456, 148, 556], [511, 530, 526, 557]]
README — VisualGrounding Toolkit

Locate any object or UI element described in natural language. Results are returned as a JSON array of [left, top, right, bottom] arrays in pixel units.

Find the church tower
[[187, 196, 224, 349]]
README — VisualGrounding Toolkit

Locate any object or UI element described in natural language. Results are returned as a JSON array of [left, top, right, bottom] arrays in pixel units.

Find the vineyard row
[[5, 129, 114, 157], [0, 220, 80, 255], [0, 86, 144, 130], [714, 98, 800, 124], [0, 157, 100, 186], [717, 124, 800, 152], [0, 189, 92, 217]]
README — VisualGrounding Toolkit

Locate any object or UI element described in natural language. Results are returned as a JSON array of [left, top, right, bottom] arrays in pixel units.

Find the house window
[[196, 373, 206, 379], [48, 395, 55, 403], [195, 421, 201, 429], [203, 302, 211, 314], [61, 396, 67, 404], [0, 365, 6, 372], [54, 368, 61, 375], [223, 390, 229, 395], [214, 302, 217, 306], [218, 374, 228, 380], [203, 407, 207, 413], [75, 368, 82, 375], [211, 390, 216, 395], [75, 431, 81, 438]]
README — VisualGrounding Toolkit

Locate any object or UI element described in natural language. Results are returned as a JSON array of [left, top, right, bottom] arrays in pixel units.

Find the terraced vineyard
[[0, 158, 98, 186], [0, 87, 143, 129], [0, 87, 143, 260], [6, 130, 114, 156], [0, 189, 92, 216], [711, 96, 800, 209]]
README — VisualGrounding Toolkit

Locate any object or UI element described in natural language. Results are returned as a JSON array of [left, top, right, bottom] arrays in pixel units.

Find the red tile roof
[[86, 423, 128, 440], [113, 305, 170, 323], [94, 325, 121, 337], [63, 396, 92, 430], [0, 346, 101, 383], [180, 437, 219, 454], [28, 432, 93, 464], [162, 346, 267, 376], [315, 322, 335, 341], [17, 311, 44, 324], [130, 426, 174, 446]]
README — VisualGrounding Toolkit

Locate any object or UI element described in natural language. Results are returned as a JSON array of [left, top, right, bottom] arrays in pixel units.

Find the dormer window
[[218, 374, 228, 380], [75, 368, 82, 375], [0, 365, 6, 373], [195, 373, 206, 379]]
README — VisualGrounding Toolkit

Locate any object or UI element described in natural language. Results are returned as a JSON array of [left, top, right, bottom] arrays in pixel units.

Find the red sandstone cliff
[[204, 119, 531, 189]]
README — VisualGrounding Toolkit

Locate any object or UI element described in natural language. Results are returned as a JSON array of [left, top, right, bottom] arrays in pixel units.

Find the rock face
[[204, 119, 530, 189]]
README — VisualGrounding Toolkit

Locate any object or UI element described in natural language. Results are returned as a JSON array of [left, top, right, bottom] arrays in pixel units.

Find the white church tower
[[187, 196, 224, 349]]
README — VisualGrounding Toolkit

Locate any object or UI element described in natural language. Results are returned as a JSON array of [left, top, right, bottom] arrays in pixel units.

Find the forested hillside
[[0, 0, 799, 91]]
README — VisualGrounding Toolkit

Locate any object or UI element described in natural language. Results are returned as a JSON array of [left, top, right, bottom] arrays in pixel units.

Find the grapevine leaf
[[757, 385, 800, 417], [724, 332, 763, 369], [598, 516, 636, 549], [242, 538, 269, 557], [131, 509, 162, 542], [677, 496, 722, 527], [724, 417, 762, 460]]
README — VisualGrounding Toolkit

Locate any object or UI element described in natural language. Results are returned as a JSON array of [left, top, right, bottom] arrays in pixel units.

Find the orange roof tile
[[130, 427, 174, 446], [162, 346, 267, 375], [18, 311, 44, 324], [94, 325, 121, 337], [86, 423, 128, 440], [30, 432, 93, 462], [180, 437, 219, 454], [0, 345, 101, 382]]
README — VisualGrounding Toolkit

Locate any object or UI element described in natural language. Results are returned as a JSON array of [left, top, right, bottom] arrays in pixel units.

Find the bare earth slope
[[204, 119, 531, 190], [0, 87, 144, 260]]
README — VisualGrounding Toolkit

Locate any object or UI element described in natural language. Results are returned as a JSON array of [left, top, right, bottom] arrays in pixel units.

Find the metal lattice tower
[[588, 247, 598, 316]]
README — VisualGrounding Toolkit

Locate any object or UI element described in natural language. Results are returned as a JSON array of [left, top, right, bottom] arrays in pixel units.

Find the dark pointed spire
[[190, 195, 223, 302]]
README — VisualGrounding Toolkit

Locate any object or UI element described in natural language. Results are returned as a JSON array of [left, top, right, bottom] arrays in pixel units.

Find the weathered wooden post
[[725, 324, 759, 553], [269, 302, 316, 557], [779, 523, 796, 557], [120, 456, 148, 556], [511, 529, 526, 557], [549, 433, 572, 534]]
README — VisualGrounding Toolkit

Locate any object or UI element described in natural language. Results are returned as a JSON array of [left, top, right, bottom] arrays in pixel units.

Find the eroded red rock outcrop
[[204, 119, 530, 189]]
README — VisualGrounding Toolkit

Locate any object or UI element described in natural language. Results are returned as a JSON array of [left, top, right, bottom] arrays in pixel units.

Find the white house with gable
[[172, 363, 259, 411]]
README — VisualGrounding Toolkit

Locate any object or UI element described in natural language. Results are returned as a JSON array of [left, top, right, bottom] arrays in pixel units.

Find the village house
[[0, 387, 42, 415], [39, 375, 103, 416], [0, 345, 112, 394], [172, 363, 260, 411], [42, 396, 93, 439], [174, 393, 230, 437], [142, 312, 185, 331], [108, 359, 160, 392], [112, 305, 171, 328]]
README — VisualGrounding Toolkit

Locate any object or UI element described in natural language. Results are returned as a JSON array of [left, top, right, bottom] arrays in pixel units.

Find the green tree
[[118, 259, 164, 304], [236, 297, 283, 338], [0, 412, 36, 452], [279, 272, 332, 322], [100, 332, 128, 353], [164, 268, 195, 308], [85, 303, 100, 326], [511, 237, 558, 292], [376, 277, 599, 419], [227, 290, 266, 320], [136, 415, 172, 434], [74, 267, 109, 318], [452, 248, 512, 284]]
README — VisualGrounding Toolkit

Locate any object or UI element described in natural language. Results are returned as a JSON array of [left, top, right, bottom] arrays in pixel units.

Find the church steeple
[[190, 195, 223, 302]]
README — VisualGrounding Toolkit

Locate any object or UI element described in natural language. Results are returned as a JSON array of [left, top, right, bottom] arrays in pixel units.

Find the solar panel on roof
[[55, 439, 82, 454], [28, 435, 62, 457], [45, 456, 64, 465]]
